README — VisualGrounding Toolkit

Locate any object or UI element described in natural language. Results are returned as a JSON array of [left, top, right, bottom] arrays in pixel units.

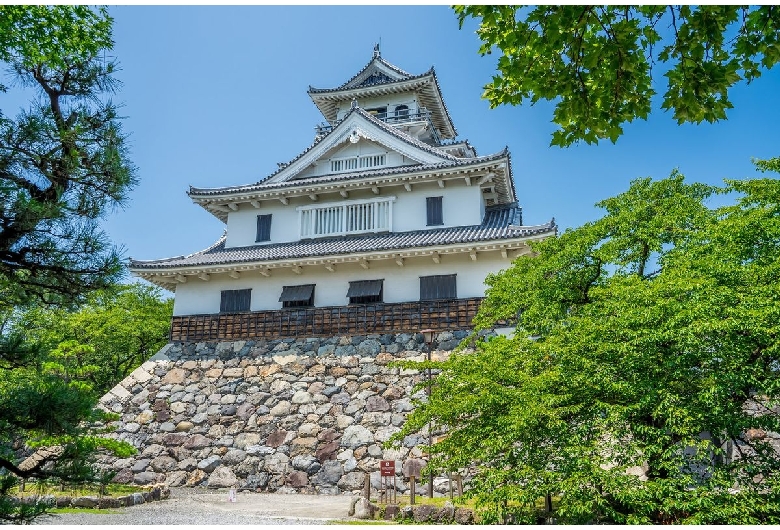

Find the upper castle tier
[[130, 47, 556, 337]]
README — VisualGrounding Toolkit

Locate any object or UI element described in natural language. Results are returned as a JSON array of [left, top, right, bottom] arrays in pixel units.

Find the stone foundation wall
[[98, 331, 488, 495]]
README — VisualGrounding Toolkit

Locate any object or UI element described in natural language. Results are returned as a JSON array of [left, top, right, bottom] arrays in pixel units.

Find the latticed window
[[279, 284, 315, 308], [426, 196, 443, 226], [256, 214, 272, 242], [347, 279, 383, 304], [299, 196, 395, 239], [220, 289, 251, 313], [330, 154, 386, 173], [420, 274, 457, 301]]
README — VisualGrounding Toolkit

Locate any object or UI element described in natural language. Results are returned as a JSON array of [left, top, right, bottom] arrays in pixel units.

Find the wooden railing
[[169, 298, 483, 343]]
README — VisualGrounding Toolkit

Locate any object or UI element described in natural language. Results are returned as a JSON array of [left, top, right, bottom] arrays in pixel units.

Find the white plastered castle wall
[[171, 251, 510, 316], [224, 180, 483, 248]]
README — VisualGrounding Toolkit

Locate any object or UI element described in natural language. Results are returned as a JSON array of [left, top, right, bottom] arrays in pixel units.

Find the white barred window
[[298, 196, 395, 239], [330, 154, 385, 173]]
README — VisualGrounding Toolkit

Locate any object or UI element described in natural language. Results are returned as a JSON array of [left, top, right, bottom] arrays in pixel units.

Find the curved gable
[[262, 107, 459, 185]]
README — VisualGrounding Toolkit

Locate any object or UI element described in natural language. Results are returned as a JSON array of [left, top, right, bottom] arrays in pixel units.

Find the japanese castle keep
[[99, 48, 556, 493]]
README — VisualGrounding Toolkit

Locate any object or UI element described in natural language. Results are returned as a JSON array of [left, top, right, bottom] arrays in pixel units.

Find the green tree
[[0, 7, 137, 522], [454, 6, 780, 146], [15, 283, 173, 395], [0, 329, 136, 523], [0, 5, 136, 308], [393, 162, 780, 523]]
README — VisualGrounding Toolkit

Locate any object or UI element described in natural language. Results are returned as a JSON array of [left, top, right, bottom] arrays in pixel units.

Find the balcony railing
[[169, 297, 484, 343], [315, 107, 441, 144], [298, 196, 394, 239]]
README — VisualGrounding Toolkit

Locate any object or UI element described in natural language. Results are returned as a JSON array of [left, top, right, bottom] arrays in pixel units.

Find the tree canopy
[[454, 6, 780, 146], [11, 283, 173, 395], [394, 160, 780, 523], [0, 5, 136, 309], [0, 7, 138, 522]]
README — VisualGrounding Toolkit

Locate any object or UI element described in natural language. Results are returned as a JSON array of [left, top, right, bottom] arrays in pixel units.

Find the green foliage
[[0, 6, 113, 72], [454, 6, 780, 146], [393, 159, 780, 523], [754, 156, 780, 174], [0, 283, 167, 521], [0, 5, 136, 308], [0, 475, 49, 524], [13, 283, 173, 394], [0, 7, 139, 523], [0, 332, 137, 522], [0, 329, 138, 522]]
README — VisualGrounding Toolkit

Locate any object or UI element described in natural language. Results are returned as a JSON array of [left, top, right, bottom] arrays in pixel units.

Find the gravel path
[[34, 488, 358, 525]]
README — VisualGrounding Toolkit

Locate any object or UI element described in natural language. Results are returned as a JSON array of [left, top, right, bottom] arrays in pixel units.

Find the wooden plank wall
[[169, 298, 484, 343]]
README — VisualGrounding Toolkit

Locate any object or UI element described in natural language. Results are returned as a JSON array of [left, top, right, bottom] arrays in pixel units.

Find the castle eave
[[189, 153, 513, 222], [131, 235, 549, 291]]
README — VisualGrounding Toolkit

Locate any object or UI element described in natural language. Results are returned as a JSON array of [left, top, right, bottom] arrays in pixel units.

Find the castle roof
[[129, 204, 556, 289], [187, 107, 516, 222], [259, 106, 460, 185], [308, 50, 456, 140]]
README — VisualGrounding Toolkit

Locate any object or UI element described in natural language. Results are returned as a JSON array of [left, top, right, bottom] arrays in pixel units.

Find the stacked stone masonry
[[98, 331, 490, 495]]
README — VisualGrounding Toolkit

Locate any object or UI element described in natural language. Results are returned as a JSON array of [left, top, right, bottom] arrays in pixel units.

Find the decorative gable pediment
[[340, 58, 412, 90], [262, 108, 458, 185]]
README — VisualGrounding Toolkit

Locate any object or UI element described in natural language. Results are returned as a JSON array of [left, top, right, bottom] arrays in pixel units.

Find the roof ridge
[[308, 55, 415, 94], [188, 150, 511, 196]]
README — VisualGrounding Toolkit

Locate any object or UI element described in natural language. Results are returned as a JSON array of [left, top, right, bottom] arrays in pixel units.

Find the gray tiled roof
[[188, 107, 505, 197], [307, 55, 415, 93], [130, 204, 555, 271], [308, 67, 431, 95], [189, 151, 508, 198]]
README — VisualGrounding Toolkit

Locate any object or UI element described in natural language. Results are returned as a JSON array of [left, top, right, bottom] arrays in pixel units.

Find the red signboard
[[380, 460, 395, 477]]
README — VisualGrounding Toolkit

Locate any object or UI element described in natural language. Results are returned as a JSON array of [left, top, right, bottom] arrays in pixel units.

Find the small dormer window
[[394, 105, 409, 119]]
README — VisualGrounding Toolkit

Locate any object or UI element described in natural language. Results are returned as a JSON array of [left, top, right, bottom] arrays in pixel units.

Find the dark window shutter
[[426, 197, 443, 226], [348, 279, 384, 304], [420, 275, 456, 300], [279, 284, 315, 308], [220, 289, 251, 312], [256, 214, 272, 242]]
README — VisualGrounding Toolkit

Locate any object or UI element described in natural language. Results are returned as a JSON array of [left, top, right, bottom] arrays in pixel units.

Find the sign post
[[380, 460, 396, 504], [402, 459, 424, 506]]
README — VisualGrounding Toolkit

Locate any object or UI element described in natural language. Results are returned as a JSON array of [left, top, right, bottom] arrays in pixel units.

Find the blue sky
[[88, 6, 780, 269]]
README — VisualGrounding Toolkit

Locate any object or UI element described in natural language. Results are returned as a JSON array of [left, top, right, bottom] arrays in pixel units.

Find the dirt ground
[[35, 488, 359, 525]]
